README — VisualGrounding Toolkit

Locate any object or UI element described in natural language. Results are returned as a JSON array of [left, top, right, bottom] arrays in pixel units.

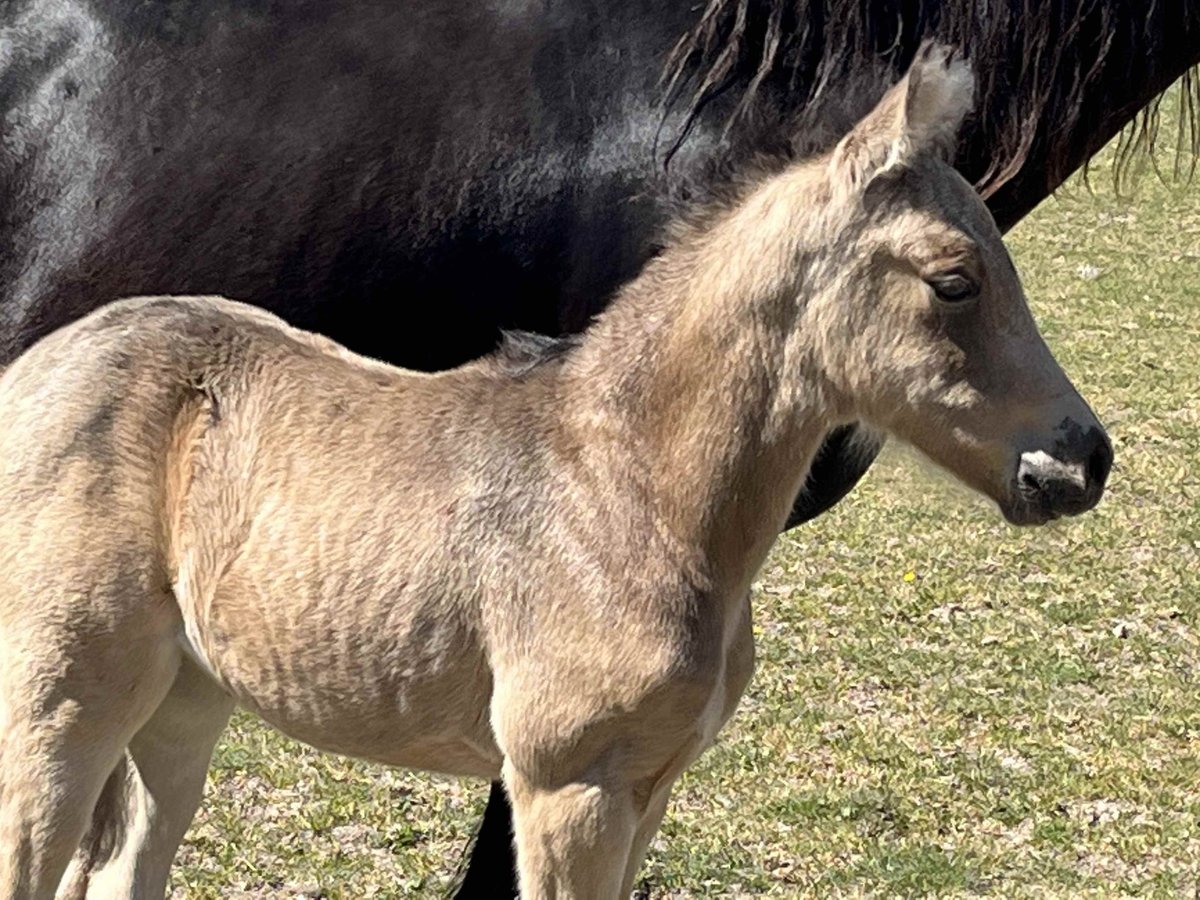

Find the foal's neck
[[561, 166, 844, 592]]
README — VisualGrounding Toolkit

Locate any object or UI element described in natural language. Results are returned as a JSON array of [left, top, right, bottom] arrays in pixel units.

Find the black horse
[[2, 0, 1197, 896]]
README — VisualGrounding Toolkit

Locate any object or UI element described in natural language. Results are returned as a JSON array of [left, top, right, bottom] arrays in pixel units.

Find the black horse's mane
[[662, 0, 1200, 195]]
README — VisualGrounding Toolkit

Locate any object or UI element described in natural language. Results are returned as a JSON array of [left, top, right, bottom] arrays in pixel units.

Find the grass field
[[169, 123, 1200, 897]]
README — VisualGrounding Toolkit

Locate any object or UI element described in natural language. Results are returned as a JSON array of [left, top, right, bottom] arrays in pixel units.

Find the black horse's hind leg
[[449, 424, 885, 899]]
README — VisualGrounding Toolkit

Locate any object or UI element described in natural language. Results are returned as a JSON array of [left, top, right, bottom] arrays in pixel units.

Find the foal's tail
[[54, 756, 135, 894]]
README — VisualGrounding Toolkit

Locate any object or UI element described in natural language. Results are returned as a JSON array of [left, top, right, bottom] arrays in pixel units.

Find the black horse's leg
[[449, 423, 885, 899], [450, 781, 518, 897], [783, 423, 884, 528]]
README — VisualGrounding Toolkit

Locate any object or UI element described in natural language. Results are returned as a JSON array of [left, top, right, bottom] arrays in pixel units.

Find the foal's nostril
[[1015, 443, 1102, 520], [1013, 426, 1110, 522]]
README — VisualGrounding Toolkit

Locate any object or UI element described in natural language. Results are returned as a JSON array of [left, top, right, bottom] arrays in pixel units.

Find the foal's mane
[[492, 330, 583, 378], [662, 0, 1200, 195]]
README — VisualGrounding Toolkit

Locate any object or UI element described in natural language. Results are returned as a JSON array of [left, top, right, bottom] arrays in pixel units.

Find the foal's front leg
[[502, 759, 639, 900]]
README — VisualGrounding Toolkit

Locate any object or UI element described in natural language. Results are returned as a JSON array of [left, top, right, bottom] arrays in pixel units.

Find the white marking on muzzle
[[1019, 450, 1087, 489]]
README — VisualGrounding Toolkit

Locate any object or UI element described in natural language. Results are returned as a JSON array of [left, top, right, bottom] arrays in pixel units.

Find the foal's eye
[[927, 272, 979, 304]]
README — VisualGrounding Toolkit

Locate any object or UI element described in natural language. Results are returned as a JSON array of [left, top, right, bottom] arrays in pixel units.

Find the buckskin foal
[[0, 45, 1110, 899]]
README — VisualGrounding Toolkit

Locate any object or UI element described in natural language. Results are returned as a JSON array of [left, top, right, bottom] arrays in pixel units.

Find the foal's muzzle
[[1007, 425, 1112, 525]]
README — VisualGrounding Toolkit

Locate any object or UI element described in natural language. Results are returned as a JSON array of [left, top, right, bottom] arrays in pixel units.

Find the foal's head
[[802, 44, 1110, 524]]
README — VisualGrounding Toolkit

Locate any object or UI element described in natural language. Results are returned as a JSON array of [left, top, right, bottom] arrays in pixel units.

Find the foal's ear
[[829, 41, 974, 191]]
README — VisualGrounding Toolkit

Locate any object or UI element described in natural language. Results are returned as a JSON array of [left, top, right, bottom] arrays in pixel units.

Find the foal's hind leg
[[0, 643, 179, 900], [56, 659, 233, 899], [0, 553, 184, 900]]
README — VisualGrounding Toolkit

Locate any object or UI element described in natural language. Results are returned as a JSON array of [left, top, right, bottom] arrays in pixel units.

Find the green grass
[[171, 114, 1200, 897]]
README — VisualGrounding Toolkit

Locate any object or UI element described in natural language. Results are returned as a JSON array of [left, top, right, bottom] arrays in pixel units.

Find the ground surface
[[169, 122, 1200, 898]]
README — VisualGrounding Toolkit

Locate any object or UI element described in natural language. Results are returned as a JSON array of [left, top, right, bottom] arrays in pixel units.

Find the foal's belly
[[181, 589, 502, 779]]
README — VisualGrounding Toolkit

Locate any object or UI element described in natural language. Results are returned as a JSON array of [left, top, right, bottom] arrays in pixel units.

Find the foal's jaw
[[867, 326, 1113, 527], [887, 369, 1112, 526]]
